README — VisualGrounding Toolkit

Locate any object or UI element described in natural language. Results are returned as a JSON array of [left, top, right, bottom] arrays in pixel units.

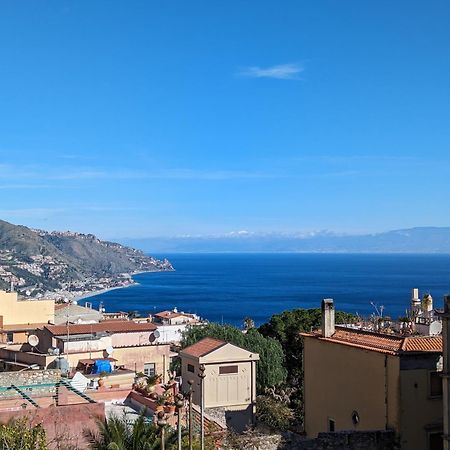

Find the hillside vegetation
[[0, 219, 172, 295]]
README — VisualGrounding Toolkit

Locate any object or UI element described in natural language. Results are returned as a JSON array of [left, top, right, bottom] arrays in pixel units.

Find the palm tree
[[85, 413, 178, 450]]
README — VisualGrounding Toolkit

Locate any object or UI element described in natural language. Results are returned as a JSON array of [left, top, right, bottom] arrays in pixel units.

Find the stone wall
[[0, 369, 61, 398], [226, 430, 397, 450]]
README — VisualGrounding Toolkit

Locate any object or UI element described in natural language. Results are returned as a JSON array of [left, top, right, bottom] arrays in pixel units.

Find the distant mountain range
[[123, 228, 450, 253], [0, 219, 173, 295]]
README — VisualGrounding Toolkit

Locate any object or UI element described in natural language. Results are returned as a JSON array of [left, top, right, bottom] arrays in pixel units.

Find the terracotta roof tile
[[181, 337, 226, 358], [402, 336, 442, 352], [44, 320, 156, 336], [302, 326, 442, 355]]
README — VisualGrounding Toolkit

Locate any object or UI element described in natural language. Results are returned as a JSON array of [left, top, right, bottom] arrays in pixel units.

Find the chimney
[[322, 298, 335, 337]]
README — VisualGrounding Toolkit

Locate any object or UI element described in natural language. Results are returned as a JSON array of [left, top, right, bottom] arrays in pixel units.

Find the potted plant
[[98, 371, 108, 388], [156, 393, 166, 412]]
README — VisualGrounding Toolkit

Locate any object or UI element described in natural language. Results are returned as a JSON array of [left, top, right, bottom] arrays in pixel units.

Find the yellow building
[[0, 290, 54, 343], [302, 299, 443, 450], [180, 337, 259, 432]]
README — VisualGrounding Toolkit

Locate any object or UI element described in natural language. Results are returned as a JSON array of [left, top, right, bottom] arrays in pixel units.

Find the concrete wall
[[399, 366, 443, 450], [0, 290, 54, 325], [303, 336, 400, 437]]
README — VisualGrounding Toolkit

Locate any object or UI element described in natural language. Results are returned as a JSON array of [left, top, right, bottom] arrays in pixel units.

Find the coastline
[[74, 283, 136, 302], [72, 268, 174, 302]]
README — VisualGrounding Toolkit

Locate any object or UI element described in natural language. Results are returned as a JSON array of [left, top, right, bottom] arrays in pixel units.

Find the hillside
[[0, 219, 173, 298]]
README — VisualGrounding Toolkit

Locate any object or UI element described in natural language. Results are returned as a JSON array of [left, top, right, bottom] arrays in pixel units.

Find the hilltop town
[[0, 220, 173, 300]]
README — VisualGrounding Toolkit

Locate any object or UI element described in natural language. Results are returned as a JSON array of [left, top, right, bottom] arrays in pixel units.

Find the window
[[143, 363, 156, 377], [428, 432, 443, 450], [429, 371, 443, 398], [328, 418, 335, 432], [187, 364, 195, 373], [6, 332, 13, 343], [219, 365, 238, 375]]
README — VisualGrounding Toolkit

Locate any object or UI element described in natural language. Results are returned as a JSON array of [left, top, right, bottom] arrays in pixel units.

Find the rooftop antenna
[[370, 301, 384, 318]]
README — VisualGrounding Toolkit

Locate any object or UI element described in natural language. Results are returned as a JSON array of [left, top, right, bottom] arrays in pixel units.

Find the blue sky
[[0, 1, 449, 239]]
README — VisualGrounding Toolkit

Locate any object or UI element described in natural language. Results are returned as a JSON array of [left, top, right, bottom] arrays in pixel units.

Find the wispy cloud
[[0, 206, 143, 219], [2, 165, 278, 182], [238, 63, 303, 80]]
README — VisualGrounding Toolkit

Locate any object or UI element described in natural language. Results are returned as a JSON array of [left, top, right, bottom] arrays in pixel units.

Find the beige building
[[0, 320, 171, 380], [180, 337, 259, 432], [153, 309, 200, 325], [302, 299, 443, 450], [0, 290, 54, 344]]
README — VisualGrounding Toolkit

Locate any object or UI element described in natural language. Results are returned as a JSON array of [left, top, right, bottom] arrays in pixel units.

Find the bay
[[87, 253, 450, 327]]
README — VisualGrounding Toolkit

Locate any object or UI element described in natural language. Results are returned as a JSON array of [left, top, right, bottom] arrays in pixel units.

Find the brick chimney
[[321, 298, 335, 338]]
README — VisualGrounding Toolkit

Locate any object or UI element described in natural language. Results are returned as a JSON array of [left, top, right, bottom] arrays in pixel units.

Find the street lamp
[[198, 364, 206, 450], [175, 393, 184, 450], [187, 379, 194, 450], [157, 410, 167, 450]]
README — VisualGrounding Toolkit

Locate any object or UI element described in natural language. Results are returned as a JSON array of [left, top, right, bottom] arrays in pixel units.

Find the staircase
[[9, 384, 40, 408], [57, 379, 96, 404]]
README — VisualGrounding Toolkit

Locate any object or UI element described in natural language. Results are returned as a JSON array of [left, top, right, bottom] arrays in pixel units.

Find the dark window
[[328, 418, 335, 432], [428, 432, 442, 450], [6, 332, 13, 343], [429, 371, 443, 398], [187, 364, 195, 373], [219, 365, 238, 375]]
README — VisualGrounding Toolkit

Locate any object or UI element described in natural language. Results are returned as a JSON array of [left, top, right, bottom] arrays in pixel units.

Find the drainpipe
[[441, 295, 450, 450]]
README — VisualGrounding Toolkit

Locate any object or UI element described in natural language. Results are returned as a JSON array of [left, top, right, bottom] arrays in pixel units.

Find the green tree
[[181, 323, 287, 391], [259, 308, 356, 385], [258, 308, 357, 399], [0, 419, 49, 450], [86, 414, 177, 450]]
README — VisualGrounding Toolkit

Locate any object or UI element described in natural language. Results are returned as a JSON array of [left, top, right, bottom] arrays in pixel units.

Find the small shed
[[179, 337, 259, 431]]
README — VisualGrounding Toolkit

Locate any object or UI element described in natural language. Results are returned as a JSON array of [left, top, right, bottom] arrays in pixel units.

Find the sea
[[87, 253, 450, 327]]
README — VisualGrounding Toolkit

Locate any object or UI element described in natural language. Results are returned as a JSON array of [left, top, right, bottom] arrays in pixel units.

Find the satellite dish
[[153, 330, 160, 339], [105, 346, 114, 356], [28, 335, 39, 347], [149, 333, 156, 343]]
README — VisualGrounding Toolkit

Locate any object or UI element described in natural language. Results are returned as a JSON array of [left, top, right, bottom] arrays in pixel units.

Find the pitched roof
[[180, 337, 227, 358], [44, 320, 156, 336], [301, 326, 442, 355], [402, 336, 442, 352]]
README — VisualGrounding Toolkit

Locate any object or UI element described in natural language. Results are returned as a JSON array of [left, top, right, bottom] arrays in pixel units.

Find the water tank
[[55, 357, 70, 375]]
